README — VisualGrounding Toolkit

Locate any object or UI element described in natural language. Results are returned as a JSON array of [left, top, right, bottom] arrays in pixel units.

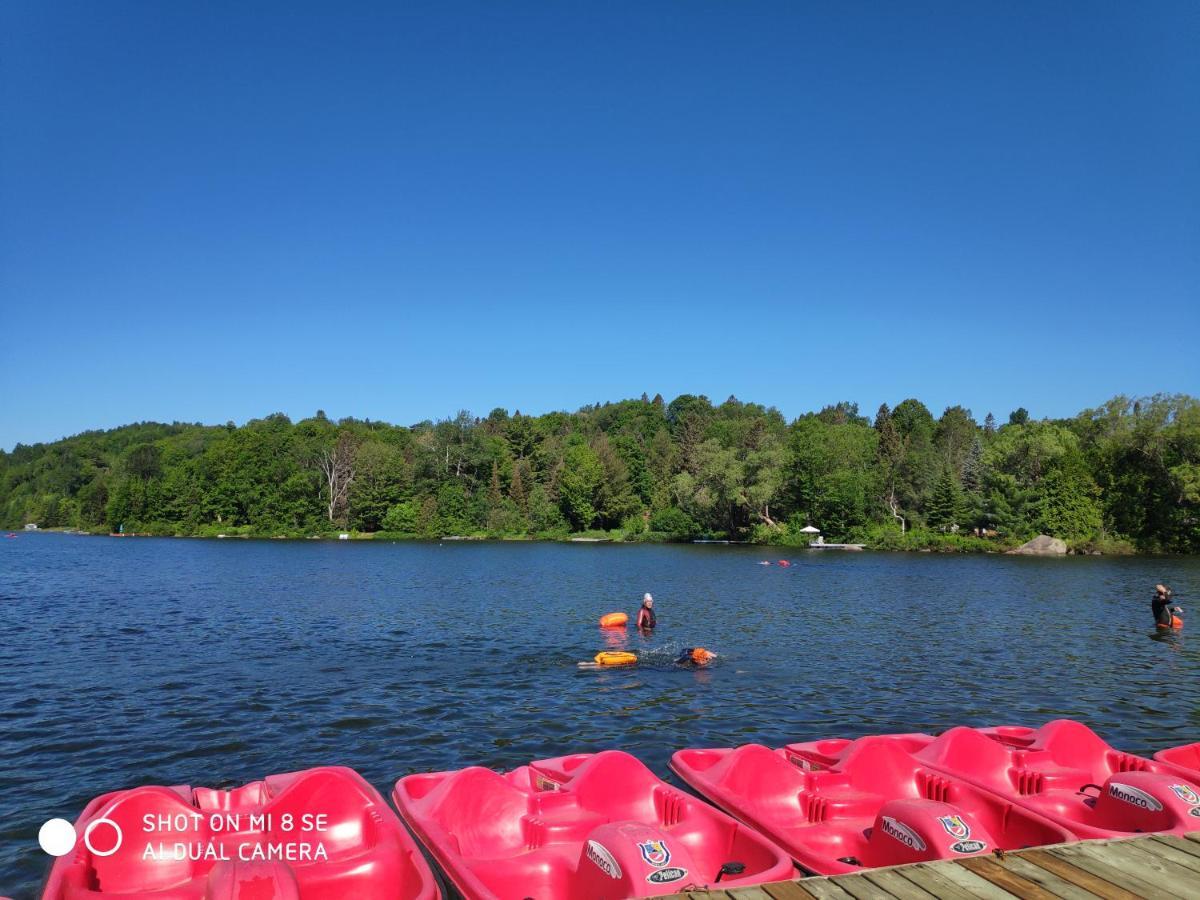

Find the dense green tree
[[1, 393, 1195, 551], [558, 442, 603, 530], [649, 506, 698, 536], [786, 416, 877, 537], [349, 441, 407, 531], [382, 500, 418, 533], [935, 406, 977, 476], [927, 469, 964, 531]]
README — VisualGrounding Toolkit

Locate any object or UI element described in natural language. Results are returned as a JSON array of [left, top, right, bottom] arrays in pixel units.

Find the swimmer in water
[[637, 593, 656, 630], [1152, 584, 1182, 628], [675, 647, 716, 667]]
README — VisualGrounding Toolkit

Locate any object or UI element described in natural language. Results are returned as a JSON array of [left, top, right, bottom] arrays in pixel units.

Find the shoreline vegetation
[[3, 394, 1197, 555], [27, 526, 1126, 556]]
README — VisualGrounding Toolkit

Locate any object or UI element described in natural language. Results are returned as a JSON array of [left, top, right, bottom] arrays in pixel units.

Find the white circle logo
[[38, 819, 77, 857], [83, 818, 123, 857]]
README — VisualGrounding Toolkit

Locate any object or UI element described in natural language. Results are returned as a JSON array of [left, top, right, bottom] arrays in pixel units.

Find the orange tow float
[[599, 612, 628, 628]]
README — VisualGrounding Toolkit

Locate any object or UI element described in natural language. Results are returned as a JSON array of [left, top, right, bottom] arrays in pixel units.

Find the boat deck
[[670, 832, 1200, 899]]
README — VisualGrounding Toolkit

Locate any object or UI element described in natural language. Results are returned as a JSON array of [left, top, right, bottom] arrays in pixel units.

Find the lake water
[[2, 534, 1198, 896]]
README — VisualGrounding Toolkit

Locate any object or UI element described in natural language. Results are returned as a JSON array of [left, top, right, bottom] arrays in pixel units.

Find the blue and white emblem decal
[[638, 839, 671, 867]]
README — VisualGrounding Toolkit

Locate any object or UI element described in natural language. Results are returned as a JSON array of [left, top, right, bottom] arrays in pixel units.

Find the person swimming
[[675, 647, 716, 667], [1153, 584, 1183, 629], [636, 593, 656, 630]]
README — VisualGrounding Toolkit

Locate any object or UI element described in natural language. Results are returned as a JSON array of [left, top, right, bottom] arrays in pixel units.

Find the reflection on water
[[1, 535, 1198, 894]]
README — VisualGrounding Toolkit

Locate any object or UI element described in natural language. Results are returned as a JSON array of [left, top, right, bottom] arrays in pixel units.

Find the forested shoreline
[[2, 394, 1197, 553]]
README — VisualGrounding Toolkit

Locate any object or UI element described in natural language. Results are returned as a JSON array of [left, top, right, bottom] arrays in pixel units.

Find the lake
[[2, 534, 1198, 896]]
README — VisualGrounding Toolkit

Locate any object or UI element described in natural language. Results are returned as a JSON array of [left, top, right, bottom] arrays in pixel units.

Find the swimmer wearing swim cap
[[636, 593, 656, 630], [675, 647, 716, 667]]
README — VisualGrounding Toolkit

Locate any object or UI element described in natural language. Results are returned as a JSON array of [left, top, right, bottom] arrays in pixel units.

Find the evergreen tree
[[508, 461, 527, 512], [487, 461, 503, 512], [961, 436, 984, 493], [927, 469, 963, 531]]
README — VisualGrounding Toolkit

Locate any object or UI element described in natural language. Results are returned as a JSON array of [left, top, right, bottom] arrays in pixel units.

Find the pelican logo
[[1170, 784, 1200, 805], [880, 816, 926, 852], [646, 867, 688, 885], [638, 839, 671, 867], [585, 841, 622, 879], [951, 840, 987, 854], [937, 815, 970, 840], [1108, 783, 1163, 811]]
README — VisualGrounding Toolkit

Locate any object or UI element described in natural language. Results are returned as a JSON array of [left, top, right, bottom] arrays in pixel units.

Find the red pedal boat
[[1154, 741, 1200, 775], [392, 749, 795, 898], [913, 719, 1200, 839], [670, 735, 1074, 876], [42, 766, 439, 900]]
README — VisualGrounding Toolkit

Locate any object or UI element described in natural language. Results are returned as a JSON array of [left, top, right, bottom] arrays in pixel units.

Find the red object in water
[[392, 749, 795, 898], [776, 560, 791, 567], [912, 719, 1200, 839], [670, 735, 1074, 876], [42, 766, 439, 900], [1154, 742, 1200, 774]]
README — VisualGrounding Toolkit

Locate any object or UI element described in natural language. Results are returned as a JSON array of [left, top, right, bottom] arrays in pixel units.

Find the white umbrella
[[799, 525, 821, 534]]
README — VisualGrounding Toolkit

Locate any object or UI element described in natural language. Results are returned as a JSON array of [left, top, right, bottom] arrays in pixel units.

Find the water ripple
[[0, 535, 1197, 895]]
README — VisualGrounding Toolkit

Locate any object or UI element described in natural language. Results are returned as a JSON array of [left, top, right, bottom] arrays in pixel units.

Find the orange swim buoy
[[594, 651, 637, 667], [777, 560, 791, 567], [690, 648, 716, 665], [599, 612, 628, 628], [1157, 615, 1184, 630]]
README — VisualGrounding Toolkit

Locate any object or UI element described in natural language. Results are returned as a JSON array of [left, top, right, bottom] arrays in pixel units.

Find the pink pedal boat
[[392, 749, 795, 898], [670, 735, 1074, 876], [912, 719, 1200, 839], [42, 766, 439, 900], [1153, 741, 1200, 775]]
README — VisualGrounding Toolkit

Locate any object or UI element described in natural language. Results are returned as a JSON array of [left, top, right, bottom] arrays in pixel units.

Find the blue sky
[[2, 1, 1197, 449]]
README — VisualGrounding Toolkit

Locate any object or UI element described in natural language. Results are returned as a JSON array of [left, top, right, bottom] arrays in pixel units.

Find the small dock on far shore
[[670, 832, 1200, 899], [808, 542, 865, 551]]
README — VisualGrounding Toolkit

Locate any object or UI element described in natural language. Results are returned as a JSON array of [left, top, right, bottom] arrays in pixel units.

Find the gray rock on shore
[[1008, 534, 1069, 556]]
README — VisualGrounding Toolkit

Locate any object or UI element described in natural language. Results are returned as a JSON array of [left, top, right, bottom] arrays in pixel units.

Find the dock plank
[[859, 868, 939, 899], [1016, 849, 1142, 900], [1127, 835, 1200, 873], [675, 834, 1200, 900], [793, 878, 857, 899], [821, 873, 902, 899], [762, 883, 820, 900], [726, 888, 775, 900], [959, 856, 1059, 900], [1048, 842, 1183, 900], [923, 860, 1026, 899], [1072, 839, 1199, 897], [894, 862, 1000, 899], [990, 854, 1101, 900], [1148, 834, 1200, 867]]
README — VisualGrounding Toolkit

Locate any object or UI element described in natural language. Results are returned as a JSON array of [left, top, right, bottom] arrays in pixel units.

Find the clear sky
[[2, 1, 1197, 449]]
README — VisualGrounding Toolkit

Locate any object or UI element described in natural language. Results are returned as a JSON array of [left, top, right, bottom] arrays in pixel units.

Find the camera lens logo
[[38, 819, 77, 857], [40, 816, 123, 857], [84, 818, 124, 856]]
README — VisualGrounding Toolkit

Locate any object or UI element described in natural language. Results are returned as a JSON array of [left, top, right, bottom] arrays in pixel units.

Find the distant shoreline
[[18, 527, 1148, 556]]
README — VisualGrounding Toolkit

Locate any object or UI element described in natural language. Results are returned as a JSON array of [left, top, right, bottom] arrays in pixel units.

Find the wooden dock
[[671, 833, 1200, 899]]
